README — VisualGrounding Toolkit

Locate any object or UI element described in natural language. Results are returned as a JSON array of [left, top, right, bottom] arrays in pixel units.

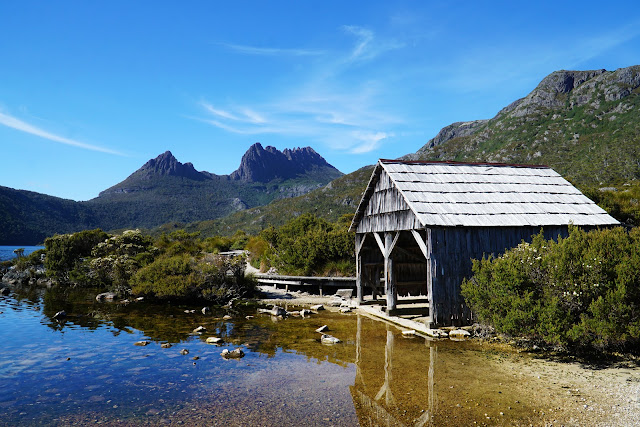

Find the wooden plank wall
[[429, 225, 569, 326], [356, 170, 422, 233]]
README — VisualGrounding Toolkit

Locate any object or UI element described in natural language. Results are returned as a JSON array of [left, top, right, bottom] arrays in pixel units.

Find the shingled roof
[[350, 160, 619, 230]]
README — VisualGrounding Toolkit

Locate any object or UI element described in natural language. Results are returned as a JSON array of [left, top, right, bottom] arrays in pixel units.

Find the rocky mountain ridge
[[0, 143, 343, 244]]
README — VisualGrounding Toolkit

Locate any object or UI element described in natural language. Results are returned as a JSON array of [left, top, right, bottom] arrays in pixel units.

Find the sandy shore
[[257, 286, 640, 426]]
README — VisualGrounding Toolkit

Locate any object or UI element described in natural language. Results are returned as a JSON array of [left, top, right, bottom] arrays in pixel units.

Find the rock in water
[[161, 343, 172, 348], [134, 341, 150, 346], [221, 348, 245, 359], [53, 311, 67, 320], [95, 292, 117, 302], [321, 334, 341, 344], [206, 337, 222, 344], [449, 329, 471, 339], [180, 349, 189, 355]]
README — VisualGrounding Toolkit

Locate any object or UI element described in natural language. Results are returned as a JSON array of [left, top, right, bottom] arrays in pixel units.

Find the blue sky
[[1, 1, 639, 201]]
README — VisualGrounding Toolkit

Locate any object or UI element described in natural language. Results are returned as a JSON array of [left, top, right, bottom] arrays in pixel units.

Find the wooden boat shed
[[349, 159, 619, 327]]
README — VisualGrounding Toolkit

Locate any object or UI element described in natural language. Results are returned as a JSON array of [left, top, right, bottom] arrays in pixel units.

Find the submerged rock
[[449, 329, 471, 339], [221, 348, 244, 359], [321, 334, 341, 344], [96, 292, 117, 302], [258, 306, 287, 317]]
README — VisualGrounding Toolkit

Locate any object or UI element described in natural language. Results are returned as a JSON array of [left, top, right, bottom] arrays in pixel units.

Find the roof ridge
[[380, 159, 550, 169]]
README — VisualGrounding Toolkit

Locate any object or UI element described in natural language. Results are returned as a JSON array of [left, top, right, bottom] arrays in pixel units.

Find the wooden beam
[[373, 232, 386, 256], [356, 234, 364, 303], [411, 229, 429, 259]]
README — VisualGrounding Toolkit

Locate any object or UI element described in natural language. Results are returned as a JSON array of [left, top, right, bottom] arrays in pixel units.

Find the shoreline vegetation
[[2, 215, 639, 359]]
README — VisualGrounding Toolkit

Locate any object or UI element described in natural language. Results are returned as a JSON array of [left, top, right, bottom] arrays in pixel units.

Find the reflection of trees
[[351, 314, 436, 427]]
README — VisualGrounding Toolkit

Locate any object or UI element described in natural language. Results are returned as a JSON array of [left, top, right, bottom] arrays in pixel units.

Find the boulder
[[221, 348, 245, 359], [206, 337, 223, 344]]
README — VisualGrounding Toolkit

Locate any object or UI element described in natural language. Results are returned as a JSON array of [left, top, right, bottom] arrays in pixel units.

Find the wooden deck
[[255, 274, 356, 296]]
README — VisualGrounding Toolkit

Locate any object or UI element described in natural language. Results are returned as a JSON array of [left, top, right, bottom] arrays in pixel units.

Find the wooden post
[[355, 233, 366, 303], [385, 232, 399, 313]]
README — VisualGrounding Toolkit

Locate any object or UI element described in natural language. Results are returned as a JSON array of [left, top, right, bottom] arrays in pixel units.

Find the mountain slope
[[406, 66, 640, 186]]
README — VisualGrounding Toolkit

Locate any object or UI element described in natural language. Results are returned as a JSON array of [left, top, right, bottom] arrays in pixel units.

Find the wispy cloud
[[0, 111, 124, 156], [217, 42, 325, 57], [342, 25, 404, 63], [199, 26, 406, 154]]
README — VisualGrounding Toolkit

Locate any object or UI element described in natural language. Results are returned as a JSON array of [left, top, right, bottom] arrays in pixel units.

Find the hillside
[[406, 66, 640, 186], [185, 65, 640, 237], [0, 144, 343, 244]]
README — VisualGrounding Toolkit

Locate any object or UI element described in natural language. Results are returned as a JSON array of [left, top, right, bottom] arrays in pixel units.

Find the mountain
[[187, 65, 640, 237], [405, 66, 640, 185], [0, 144, 343, 244]]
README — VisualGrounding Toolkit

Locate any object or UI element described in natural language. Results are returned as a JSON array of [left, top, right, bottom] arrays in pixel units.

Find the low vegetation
[[41, 229, 255, 304], [462, 226, 640, 354]]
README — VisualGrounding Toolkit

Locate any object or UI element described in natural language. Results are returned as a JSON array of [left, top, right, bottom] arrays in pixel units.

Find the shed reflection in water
[[1, 284, 545, 425]]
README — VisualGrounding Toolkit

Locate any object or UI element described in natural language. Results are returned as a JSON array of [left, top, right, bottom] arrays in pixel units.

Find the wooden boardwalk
[[255, 274, 356, 296]]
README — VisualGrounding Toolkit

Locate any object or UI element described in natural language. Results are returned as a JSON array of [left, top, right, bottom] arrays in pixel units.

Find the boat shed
[[349, 159, 619, 328]]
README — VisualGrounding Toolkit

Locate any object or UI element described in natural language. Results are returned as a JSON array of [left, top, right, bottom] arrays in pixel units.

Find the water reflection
[[0, 284, 548, 425]]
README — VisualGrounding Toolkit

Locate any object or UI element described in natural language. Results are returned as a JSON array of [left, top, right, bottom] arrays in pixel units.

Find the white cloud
[[349, 131, 391, 154], [0, 111, 124, 156]]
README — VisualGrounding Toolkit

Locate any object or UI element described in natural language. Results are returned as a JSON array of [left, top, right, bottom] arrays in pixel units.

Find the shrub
[[462, 226, 640, 353]]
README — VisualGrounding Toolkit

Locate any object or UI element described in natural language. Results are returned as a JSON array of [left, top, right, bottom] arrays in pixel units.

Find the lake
[[0, 246, 44, 262], [1, 283, 636, 425]]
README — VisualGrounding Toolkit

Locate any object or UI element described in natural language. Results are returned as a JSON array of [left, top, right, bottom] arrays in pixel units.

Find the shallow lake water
[[0, 284, 568, 426]]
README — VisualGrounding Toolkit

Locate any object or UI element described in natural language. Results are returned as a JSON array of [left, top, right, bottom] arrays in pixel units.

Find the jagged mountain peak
[[136, 151, 204, 180], [230, 142, 340, 182]]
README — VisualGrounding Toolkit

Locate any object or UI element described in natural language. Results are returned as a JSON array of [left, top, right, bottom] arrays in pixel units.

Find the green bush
[[44, 229, 109, 283], [461, 226, 640, 353], [131, 253, 255, 303], [259, 213, 354, 276]]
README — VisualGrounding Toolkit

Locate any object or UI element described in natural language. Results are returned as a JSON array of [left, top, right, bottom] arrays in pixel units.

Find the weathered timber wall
[[356, 170, 422, 233], [429, 225, 570, 326]]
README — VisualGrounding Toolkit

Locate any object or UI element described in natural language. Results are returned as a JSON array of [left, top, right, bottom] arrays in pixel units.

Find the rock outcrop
[[230, 143, 341, 182]]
